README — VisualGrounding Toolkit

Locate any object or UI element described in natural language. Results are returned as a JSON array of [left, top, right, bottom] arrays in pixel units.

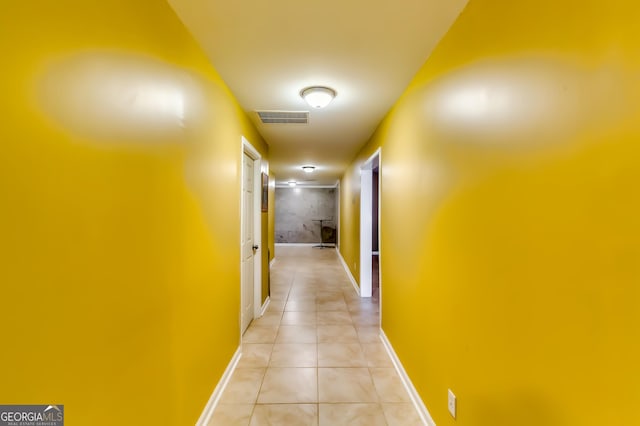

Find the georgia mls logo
[[44, 406, 62, 415], [0, 405, 64, 426]]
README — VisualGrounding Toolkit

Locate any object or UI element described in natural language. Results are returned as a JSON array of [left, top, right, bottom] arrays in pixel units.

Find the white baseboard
[[260, 296, 270, 316], [335, 248, 360, 296], [380, 330, 436, 426], [269, 257, 276, 268], [196, 346, 242, 426]]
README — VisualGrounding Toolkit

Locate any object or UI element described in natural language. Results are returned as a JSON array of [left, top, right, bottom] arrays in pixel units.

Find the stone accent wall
[[275, 188, 337, 243]]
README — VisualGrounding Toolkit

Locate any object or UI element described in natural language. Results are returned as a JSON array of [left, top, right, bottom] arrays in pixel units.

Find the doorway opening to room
[[359, 149, 381, 308], [273, 184, 338, 246], [372, 166, 379, 301]]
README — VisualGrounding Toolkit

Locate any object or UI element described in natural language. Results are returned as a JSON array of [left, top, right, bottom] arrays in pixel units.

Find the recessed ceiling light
[[302, 165, 316, 173], [288, 181, 297, 187], [300, 86, 337, 109]]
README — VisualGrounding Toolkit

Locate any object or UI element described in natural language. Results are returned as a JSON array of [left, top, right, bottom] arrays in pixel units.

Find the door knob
[[252, 245, 259, 250]]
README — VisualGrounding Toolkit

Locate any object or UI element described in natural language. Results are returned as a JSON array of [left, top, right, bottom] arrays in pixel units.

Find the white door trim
[[336, 181, 341, 249], [241, 137, 263, 334], [359, 148, 381, 298]]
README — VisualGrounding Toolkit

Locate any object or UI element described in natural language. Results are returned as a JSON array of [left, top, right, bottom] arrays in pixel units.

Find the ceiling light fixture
[[288, 181, 297, 187], [302, 165, 316, 173], [300, 86, 337, 109]]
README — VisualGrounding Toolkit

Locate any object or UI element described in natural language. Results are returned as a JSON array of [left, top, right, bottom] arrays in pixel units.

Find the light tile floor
[[208, 245, 424, 426]]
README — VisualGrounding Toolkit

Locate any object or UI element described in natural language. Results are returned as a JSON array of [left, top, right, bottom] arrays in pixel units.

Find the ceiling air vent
[[256, 111, 309, 124]]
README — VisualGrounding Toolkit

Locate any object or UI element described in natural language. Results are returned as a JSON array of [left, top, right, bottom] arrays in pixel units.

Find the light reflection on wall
[[37, 50, 243, 243], [385, 55, 640, 225], [38, 51, 207, 145], [425, 56, 636, 148]]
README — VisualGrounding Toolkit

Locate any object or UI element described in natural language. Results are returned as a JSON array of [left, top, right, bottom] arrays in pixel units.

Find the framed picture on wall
[[261, 172, 269, 212]]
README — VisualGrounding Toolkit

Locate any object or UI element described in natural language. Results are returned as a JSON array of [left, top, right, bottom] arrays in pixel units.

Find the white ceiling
[[168, 0, 468, 186]]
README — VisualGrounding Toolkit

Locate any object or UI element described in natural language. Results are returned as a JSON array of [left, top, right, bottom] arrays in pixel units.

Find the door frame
[[335, 181, 341, 249], [359, 148, 381, 298], [241, 136, 263, 334]]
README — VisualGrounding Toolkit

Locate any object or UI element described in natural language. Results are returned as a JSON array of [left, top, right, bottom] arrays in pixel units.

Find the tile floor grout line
[[210, 246, 419, 425]]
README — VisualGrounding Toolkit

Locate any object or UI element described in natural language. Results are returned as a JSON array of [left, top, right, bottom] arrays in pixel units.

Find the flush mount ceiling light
[[288, 181, 297, 187], [302, 165, 316, 173], [300, 86, 337, 109]]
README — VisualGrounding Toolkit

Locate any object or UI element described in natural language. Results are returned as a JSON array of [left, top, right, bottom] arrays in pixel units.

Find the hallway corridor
[[208, 245, 423, 425]]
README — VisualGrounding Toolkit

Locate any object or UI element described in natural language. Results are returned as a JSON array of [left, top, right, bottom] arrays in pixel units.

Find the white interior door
[[241, 152, 255, 334]]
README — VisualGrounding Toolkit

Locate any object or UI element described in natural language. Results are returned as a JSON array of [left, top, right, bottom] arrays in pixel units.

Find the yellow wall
[[341, 0, 640, 424], [0, 1, 268, 424], [338, 168, 360, 280]]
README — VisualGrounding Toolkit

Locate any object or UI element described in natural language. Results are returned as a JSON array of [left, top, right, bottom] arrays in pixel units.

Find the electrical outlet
[[448, 389, 457, 419]]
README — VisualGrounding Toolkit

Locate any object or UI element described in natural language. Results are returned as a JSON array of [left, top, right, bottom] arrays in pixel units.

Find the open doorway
[[372, 166, 379, 301], [359, 148, 381, 301]]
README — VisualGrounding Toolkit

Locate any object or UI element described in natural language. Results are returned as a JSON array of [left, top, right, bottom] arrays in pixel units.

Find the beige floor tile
[[208, 403, 254, 426], [281, 311, 317, 325], [361, 343, 393, 367], [370, 368, 411, 402], [243, 326, 279, 344], [317, 343, 367, 367], [382, 403, 424, 426], [251, 311, 283, 327], [319, 403, 387, 426], [266, 300, 286, 312], [324, 281, 345, 286], [210, 246, 395, 424], [285, 301, 317, 311], [355, 326, 381, 343], [269, 291, 289, 300], [276, 325, 317, 343], [336, 280, 354, 289], [293, 274, 317, 283], [316, 291, 345, 302], [237, 344, 273, 368], [269, 271, 290, 280], [296, 282, 313, 289], [269, 280, 290, 288], [343, 290, 361, 301], [349, 307, 380, 318], [287, 292, 317, 302], [318, 368, 378, 403], [295, 271, 320, 278], [257, 368, 318, 403], [270, 268, 292, 277], [317, 299, 349, 311], [317, 325, 359, 343], [343, 299, 362, 307], [351, 313, 380, 326], [270, 343, 317, 367], [218, 368, 266, 404], [250, 404, 318, 426], [317, 310, 353, 325], [347, 300, 379, 311]]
